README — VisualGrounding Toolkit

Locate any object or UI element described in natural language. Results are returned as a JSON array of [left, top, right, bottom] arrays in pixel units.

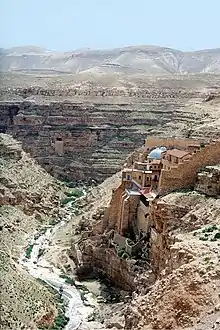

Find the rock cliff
[[2, 75, 219, 182], [125, 191, 220, 330]]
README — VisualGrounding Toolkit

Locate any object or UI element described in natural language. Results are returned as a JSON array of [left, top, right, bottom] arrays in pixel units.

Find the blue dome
[[148, 147, 167, 159]]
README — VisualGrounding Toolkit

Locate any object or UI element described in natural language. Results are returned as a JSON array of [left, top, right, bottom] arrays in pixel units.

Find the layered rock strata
[[0, 86, 206, 182]]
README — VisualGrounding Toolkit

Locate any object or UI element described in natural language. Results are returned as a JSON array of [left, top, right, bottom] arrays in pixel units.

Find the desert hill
[[1, 45, 220, 74]]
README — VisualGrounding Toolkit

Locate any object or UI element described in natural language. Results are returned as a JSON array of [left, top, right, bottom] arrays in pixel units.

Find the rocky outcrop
[[76, 238, 136, 291], [124, 191, 220, 330], [195, 165, 220, 196]]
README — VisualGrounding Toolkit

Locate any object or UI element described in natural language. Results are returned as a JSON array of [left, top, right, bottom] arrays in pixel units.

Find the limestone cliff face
[[76, 240, 136, 290], [0, 87, 202, 182]]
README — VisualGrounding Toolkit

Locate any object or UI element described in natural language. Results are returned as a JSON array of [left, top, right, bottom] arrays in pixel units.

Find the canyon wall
[[0, 86, 202, 182]]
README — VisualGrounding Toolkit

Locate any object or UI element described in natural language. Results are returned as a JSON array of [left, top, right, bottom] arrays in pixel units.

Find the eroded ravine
[[18, 202, 105, 330]]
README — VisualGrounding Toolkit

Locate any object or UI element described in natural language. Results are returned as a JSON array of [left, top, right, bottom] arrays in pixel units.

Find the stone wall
[[159, 139, 220, 193], [195, 165, 220, 196], [145, 136, 204, 150], [105, 181, 129, 231], [137, 201, 150, 232], [149, 199, 189, 274], [106, 181, 140, 236]]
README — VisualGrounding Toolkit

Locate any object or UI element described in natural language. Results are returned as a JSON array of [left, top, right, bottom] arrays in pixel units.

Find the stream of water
[[18, 203, 105, 330]]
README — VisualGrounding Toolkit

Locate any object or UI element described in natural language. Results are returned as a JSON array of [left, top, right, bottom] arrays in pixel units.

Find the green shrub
[[25, 244, 34, 258], [201, 225, 218, 234], [199, 237, 208, 241], [49, 219, 59, 226], [39, 227, 48, 235], [65, 188, 84, 198], [214, 232, 220, 239], [38, 248, 45, 258], [52, 313, 69, 329], [60, 197, 73, 207], [206, 225, 218, 233], [59, 274, 75, 285], [204, 256, 211, 263], [74, 209, 80, 216]]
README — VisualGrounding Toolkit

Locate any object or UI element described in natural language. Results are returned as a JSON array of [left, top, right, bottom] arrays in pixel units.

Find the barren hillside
[[1, 45, 220, 74], [0, 134, 62, 329]]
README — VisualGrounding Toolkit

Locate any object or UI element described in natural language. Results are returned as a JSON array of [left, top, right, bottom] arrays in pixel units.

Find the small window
[[154, 166, 157, 169], [139, 175, 141, 180], [127, 175, 131, 180], [146, 177, 149, 181], [56, 137, 62, 141]]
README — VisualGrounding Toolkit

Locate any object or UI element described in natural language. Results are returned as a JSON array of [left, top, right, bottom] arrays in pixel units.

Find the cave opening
[[8, 106, 20, 125]]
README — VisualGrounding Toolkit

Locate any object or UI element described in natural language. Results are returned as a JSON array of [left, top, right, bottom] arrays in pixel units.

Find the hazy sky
[[1, 0, 219, 51]]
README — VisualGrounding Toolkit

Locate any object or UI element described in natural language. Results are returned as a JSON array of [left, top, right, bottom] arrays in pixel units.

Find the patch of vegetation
[[60, 197, 74, 207], [65, 188, 84, 198], [59, 274, 75, 285], [198, 225, 220, 242], [214, 232, 220, 239], [35, 226, 49, 236], [36, 280, 69, 330], [38, 248, 45, 258], [199, 237, 208, 241], [34, 232, 41, 240], [49, 218, 59, 226], [25, 244, 34, 258], [74, 209, 80, 216], [61, 178, 76, 188], [51, 313, 69, 330], [204, 256, 211, 263], [75, 282, 89, 293], [36, 278, 57, 295], [202, 225, 218, 233]]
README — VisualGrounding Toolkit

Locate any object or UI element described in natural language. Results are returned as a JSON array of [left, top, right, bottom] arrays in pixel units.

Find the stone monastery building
[[105, 136, 220, 237]]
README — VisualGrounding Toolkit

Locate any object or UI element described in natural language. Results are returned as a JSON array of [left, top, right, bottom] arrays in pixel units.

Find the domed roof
[[148, 147, 167, 159]]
